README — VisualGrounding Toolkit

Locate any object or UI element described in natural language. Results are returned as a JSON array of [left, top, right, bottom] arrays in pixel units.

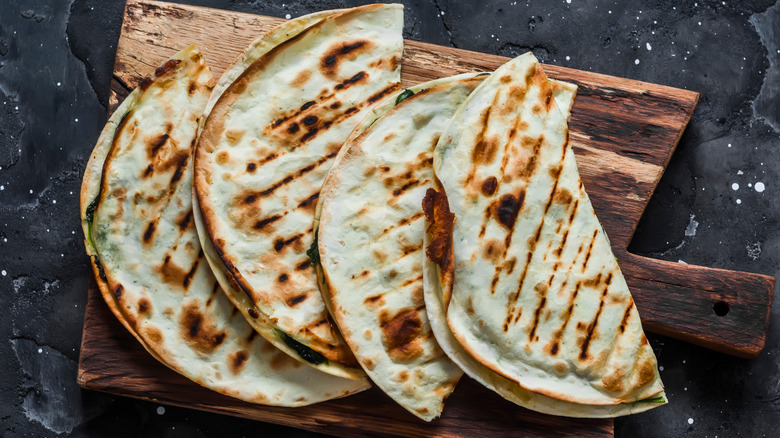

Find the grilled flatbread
[[194, 4, 404, 379], [314, 74, 484, 421], [425, 52, 665, 409], [80, 46, 368, 405]]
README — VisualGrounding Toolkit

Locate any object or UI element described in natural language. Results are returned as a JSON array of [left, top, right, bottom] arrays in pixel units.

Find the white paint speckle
[[688, 418, 694, 425], [285, 14, 291, 19], [157, 406, 166, 415], [0, 185, 4, 191], [698, 21, 702, 25], [755, 182, 765, 192], [634, 59, 640, 65], [57, 82, 61, 87], [74, 118, 79, 123], [646, 42, 652, 50], [736, 199, 742, 204], [565, 55, 571, 61], [38, 348, 43, 354], [52, 200, 56, 204], [731, 183, 739, 191], [737, 170, 744, 175], [728, 143, 732, 148], [684, 215, 699, 237], [1, 270, 6, 276], [659, 365, 665, 371]]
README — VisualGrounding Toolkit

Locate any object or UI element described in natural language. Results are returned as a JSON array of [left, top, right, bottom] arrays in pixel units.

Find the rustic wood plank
[[78, 279, 613, 438], [78, 0, 776, 433]]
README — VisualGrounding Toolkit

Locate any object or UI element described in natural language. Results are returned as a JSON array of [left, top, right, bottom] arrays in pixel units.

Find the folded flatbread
[[424, 52, 666, 412], [194, 4, 404, 379], [80, 45, 368, 405], [314, 74, 484, 420]]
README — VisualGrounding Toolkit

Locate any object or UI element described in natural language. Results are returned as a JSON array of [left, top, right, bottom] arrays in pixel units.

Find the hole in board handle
[[713, 301, 730, 317]]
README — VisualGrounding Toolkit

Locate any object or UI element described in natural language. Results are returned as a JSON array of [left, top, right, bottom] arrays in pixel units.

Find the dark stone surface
[[0, 0, 778, 436]]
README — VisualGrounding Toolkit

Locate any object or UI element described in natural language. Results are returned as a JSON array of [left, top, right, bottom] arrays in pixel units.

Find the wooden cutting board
[[78, 0, 775, 436]]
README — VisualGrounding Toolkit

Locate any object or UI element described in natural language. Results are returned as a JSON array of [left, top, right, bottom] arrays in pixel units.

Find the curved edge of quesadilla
[[203, 9, 345, 118], [422, 211, 667, 417], [193, 4, 404, 380], [83, 45, 370, 405], [80, 50, 185, 366], [431, 52, 665, 407], [312, 74, 484, 421]]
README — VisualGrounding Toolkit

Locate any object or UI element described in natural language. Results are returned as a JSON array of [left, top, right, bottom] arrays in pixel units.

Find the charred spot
[[243, 194, 257, 204], [229, 350, 249, 374], [494, 192, 524, 229], [146, 133, 169, 158], [330, 102, 342, 109], [138, 77, 153, 91], [176, 210, 193, 231], [368, 84, 398, 104], [287, 123, 300, 134], [297, 192, 319, 210], [364, 294, 384, 306], [303, 115, 318, 126], [380, 308, 424, 363], [188, 82, 197, 94], [472, 136, 499, 165], [344, 106, 358, 115], [169, 153, 189, 186], [143, 164, 153, 178], [143, 221, 157, 243], [180, 301, 227, 355], [549, 165, 562, 179], [301, 100, 316, 111], [334, 71, 367, 90], [138, 297, 152, 316], [273, 234, 303, 252], [246, 162, 256, 173], [155, 59, 181, 77], [286, 294, 307, 307], [481, 176, 498, 196], [248, 308, 259, 319], [300, 127, 319, 142], [550, 343, 559, 355], [155, 254, 190, 290], [253, 215, 282, 232], [113, 284, 124, 299], [182, 258, 200, 290], [278, 273, 289, 283], [320, 41, 369, 78], [553, 188, 573, 205], [296, 260, 311, 271]]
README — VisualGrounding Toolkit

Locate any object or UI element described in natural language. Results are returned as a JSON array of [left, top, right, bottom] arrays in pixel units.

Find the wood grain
[[78, 0, 775, 434], [79, 278, 613, 438]]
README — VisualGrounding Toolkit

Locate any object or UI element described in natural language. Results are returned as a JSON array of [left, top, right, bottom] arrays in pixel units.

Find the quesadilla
[[424, 52, 666, 410], [314, 74, 484, 421], [194, 4, 404, 379], [80, 45, 369, 405]]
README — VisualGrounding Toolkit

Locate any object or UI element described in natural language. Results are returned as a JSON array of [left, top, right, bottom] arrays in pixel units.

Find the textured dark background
[[1, 0, 778, 436]]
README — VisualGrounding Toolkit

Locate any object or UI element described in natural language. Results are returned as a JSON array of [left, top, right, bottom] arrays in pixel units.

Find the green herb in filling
[[637, 395, 666, 404], [275, 329, 328, 365], [395, 89, 414, 105], [306, 229, 320, 265]]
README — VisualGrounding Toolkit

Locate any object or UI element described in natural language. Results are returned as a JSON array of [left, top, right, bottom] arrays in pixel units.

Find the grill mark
[[287, 294, 307, 307], [253, 214, 283, 231], [546, 280, 577, 355], [169, 153, 189, 186], [143, 221, 157, 244], [364, 294, 384, 304], [297, 192, 319, 209], [580, 284, 609, 360], [481, 176, 498, 196], [296, 259, 311, 271], [368, 85, 398, 104], [393, 179, 421, 197], [465, 92, 500, 186], [245, 152, 338, 201], [377, 211, 424, 239], [400, 274, 424, 288], [176, 210, 192, 231], [273, 233, 304, 252], [582, 229, 599, 273], [301, 100, 316, 111], [528, 295, 547, 342], [182, 257, 200, 290], [334, 71, 367, 90], [618, 298, 634, 334]]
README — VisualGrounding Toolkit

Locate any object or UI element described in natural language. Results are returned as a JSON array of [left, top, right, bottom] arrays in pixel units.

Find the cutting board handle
[[618, 250, 775, 358]]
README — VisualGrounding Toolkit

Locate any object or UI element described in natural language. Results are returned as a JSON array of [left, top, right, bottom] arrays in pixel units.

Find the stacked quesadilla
[[314, 74, 486, 421], [80, 45, 368, 405], [422, 52, 666, 415], [194, 3, 404, 379]]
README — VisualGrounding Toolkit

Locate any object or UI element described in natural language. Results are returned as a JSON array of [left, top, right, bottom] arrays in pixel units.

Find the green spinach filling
[[395, 89, 414, 105], [306, 229, 320, 265], [275, 329, 328, 365]]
